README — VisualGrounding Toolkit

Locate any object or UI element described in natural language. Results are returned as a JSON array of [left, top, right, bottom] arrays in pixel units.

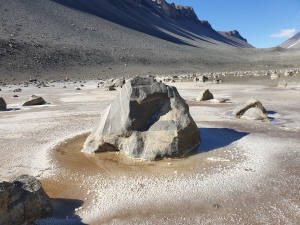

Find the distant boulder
[[113, 78, 125, 88], [23, 95, 46, 106], [278, 80, 287, 88], [270, 73, 280, 80], [197, 89, 214, 101], [13, 88, 22, 93], [0, 175, 53, 225], [233, 98, 269, 121], [0, 97, 6, 111], [82, 76, 201, 160]]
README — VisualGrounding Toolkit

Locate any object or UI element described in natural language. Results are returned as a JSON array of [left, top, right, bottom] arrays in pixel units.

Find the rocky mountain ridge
[[280, 32, 300, 49]]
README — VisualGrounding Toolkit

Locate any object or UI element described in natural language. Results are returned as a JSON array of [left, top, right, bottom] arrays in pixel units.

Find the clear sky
[[170, 0, 300, 48]]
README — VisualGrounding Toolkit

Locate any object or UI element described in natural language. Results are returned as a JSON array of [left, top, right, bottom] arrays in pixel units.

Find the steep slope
[[0, 0, 299, 80], [280, 32, 300, 49]]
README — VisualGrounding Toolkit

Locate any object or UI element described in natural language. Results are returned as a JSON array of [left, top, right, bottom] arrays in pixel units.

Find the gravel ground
[[0, 80, 299, 224]]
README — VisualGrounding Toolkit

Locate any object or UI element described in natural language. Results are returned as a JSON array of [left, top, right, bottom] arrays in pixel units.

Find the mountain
[[0, 0, 299, 80], [280, 32, 300, 49]]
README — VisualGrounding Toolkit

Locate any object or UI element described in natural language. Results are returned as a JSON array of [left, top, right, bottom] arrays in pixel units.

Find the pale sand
[[0, 80, 300, 224]]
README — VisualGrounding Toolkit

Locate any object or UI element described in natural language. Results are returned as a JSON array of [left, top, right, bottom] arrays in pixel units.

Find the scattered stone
[[0, 97, 6, 111], [105, 85, 116, 91], [209, 98, 230, 103], [0, 175, 53, 225], [213, 203, 222, 209], [23, 95, 46, 106], [63, 86, 67, 89], [270, 73, 280, 80], [233, 98, 269, 121], [13, 88, 22, 93], [213, 79, 223, 84], [76, 87, 81, 91], [278, 80, 287, 88], [113, 78, 125, 88], [241, 107, 269, 121], [197, 89, 214, 101], [13, 95, 18, 98], [82, 76, 201, 160]]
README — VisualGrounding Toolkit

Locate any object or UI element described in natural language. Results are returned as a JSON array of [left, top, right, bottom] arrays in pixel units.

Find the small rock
[[105, 85, 116, 91], [209, 98, 230, 103], [197, 89, 214, 101], [241, 107, 268, 121], [23, 95, 46, 106], [278, 80, 287, 88], [13, 88, 22, 93], [233, 98, 269, 121], [271, 73, 280, 80], [76, 87, 81, 91], [13, 95, 19, 98]]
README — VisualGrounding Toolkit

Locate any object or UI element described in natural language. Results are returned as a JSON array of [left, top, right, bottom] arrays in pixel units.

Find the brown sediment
[[47, 133, 239, 180]]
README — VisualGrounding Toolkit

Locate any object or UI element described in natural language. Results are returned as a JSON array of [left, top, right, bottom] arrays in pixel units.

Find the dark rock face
[[0, 175, 53, 225], [124, 0, 199, 21], [82, 76, 201, 160], [221, 30, 248, 43], [23, 95, 46, 106], [0, 97, 6, 111]]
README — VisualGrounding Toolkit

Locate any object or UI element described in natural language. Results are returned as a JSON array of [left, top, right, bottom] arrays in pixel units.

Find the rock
[[113, 78, 125, 88], [241, 107, 269, 121], [270, 73, 280, 80], [278, 80, 287, 88], [76, 87, 81, 91], [213, 79, 223, 84], [82, 76, 201, 160], [233, 98, 268, 121], [0, 97, 6, 111], [105, 85, 116, 91], [197, 89, 214, 101], [63, 86, 67, 89], [209, 98, 230, 103], [13, 88, 22, 93], [0, 175, 53, 225], [13, 95, 19, 98], [23, 95, 46, 106]]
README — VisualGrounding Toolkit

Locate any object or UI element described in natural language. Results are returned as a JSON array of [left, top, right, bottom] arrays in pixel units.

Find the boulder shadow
[[267, 111, 277, 122], [36, 198, 86, 225], [197, 128, 249, 153], [6, 108, 21, 111]]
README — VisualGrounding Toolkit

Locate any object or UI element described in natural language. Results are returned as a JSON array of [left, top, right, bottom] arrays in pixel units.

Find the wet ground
[[0, 80, 300, 224]]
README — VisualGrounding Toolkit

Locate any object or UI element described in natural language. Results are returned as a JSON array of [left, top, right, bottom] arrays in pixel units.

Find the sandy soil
[[0, 80, 300, 225]]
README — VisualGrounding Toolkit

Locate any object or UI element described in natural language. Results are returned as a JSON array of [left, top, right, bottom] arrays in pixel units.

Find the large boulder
[[233, 98, 269, 121], [23, 95, 46, 106], [82, 76, 201, 160], [0, 97, 6, 111], [0, 175, 53, 225]]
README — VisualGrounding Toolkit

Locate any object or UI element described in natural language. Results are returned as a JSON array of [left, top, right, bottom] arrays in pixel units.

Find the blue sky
[[170, 0, 300, 48]]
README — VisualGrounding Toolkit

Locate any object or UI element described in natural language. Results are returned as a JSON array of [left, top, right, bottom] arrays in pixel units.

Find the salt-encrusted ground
[[0, 80, 299, 224]]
